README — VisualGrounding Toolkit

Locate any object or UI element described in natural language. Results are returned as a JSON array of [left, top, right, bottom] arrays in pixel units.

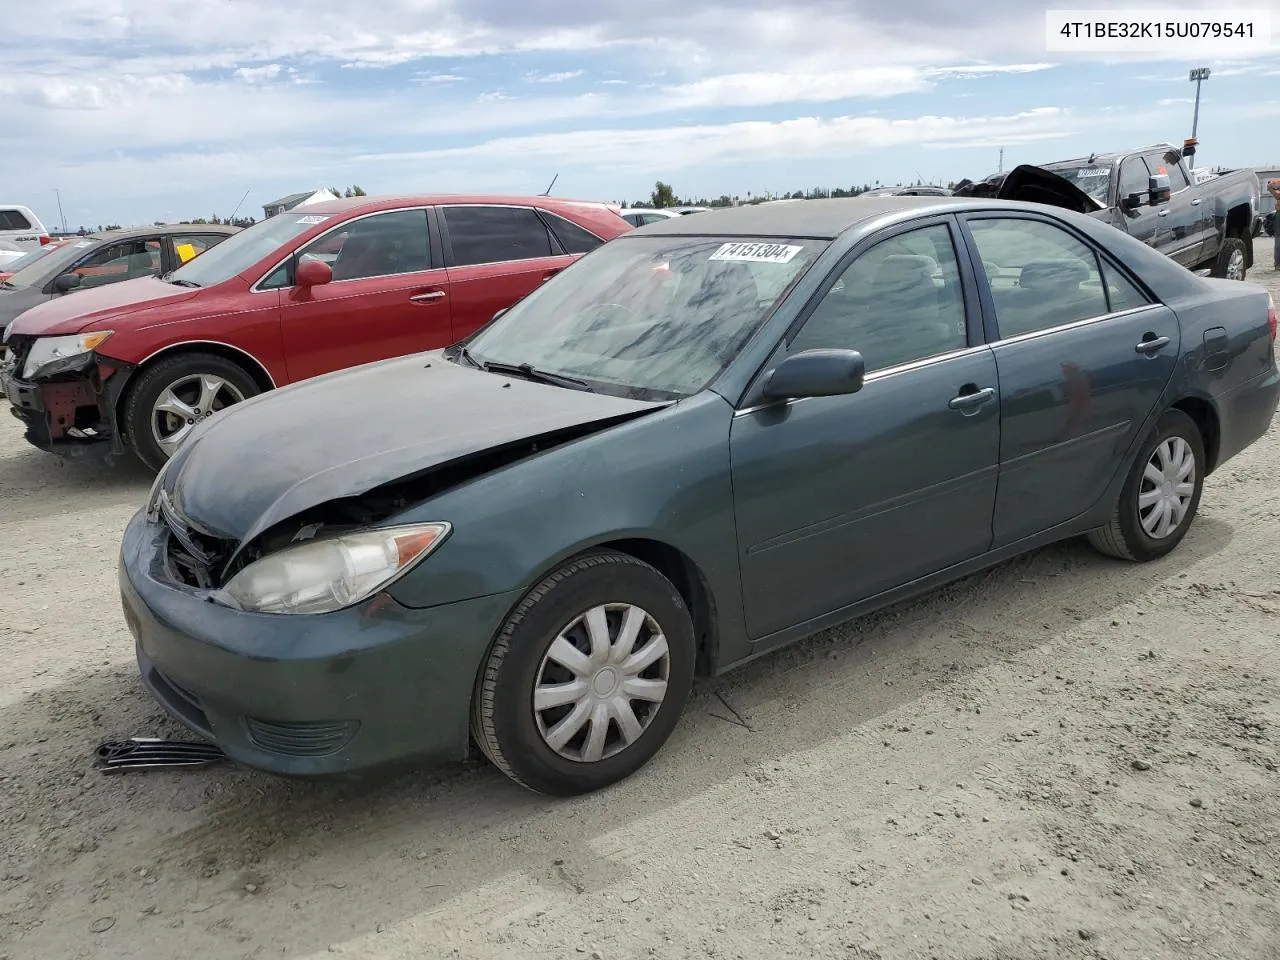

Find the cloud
[[523, 70, 584, 83], [1157, 97, 1195, 106], [354, 106, 1083, 172], [233, 64, 283, 83], [412, 73, 466, 83]]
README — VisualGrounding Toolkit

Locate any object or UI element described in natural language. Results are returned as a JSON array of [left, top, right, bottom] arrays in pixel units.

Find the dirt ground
[[2, 269, 1279, 960]]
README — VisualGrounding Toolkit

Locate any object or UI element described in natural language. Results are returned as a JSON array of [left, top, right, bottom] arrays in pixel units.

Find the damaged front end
[[2, 333, 131, 458], [151, 410, 659, 611], [953, 164, 1105, 215]]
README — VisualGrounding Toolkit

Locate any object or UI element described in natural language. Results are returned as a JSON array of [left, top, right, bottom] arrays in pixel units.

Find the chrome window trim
[[988, 303, 1160, 348], [249, 205, 435, 294], [731, 302, 1162, 418]]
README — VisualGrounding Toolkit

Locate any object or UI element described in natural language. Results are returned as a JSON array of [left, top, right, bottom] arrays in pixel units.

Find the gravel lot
[[2, 267, 1279, 960]]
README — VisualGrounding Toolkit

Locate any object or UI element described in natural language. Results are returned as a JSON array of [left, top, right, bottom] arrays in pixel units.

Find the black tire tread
[[470, 550, 676, 794]]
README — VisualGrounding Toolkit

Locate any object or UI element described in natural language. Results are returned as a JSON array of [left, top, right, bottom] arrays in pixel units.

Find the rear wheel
[[122, 352, 260, 471], [1209, 236, 1248, 280], [1087, 409, 1205, 562], [471, 551, 696, 795]]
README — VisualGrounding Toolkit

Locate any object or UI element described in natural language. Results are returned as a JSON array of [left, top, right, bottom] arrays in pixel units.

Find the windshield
[[1043, 162, 1114, 204], [462, 235, 828, 398], [165, 213, 330, 287], [3, 238, 99, 288], [0, 243, 58, 273]]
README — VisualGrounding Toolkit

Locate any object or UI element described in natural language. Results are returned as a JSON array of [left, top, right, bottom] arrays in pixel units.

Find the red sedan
[[3, 194, 631, 470]]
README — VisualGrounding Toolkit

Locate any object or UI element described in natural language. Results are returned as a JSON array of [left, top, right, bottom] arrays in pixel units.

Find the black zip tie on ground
[[93, 737, 227, 773]]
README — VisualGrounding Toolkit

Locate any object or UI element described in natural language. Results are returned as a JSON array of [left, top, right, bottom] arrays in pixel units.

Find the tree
[[343, 185, 367, 197], [651, 181, 675, 209]]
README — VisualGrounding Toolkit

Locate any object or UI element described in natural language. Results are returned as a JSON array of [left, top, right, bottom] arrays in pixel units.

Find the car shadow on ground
[[0, 444, 152, 523], [0, 517, 1235, 956]]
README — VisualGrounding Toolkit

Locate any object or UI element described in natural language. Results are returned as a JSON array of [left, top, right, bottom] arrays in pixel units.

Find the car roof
[[81, 223, 241, 242], [295, 194, 618, 216], [630, 195, 1030, 240]]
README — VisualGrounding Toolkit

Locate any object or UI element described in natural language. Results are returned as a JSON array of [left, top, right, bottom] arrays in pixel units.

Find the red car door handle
[[541, 269, 562, 281], [409, 290, 446, 302]]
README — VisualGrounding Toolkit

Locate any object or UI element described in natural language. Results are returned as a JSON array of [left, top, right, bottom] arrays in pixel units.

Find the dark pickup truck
[[956, 143, 1257, 280]]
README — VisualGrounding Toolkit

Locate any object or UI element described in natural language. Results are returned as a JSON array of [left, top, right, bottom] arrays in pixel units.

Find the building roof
[[263, 191, 319, 209], [629, 195, 1003, 239]]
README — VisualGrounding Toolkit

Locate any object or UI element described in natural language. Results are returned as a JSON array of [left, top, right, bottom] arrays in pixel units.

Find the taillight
[[38, 235, 52, 245], [1269, 295, 1277, 343]]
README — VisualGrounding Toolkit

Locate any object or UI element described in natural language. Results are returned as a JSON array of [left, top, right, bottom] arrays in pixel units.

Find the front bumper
[[119, 509, 520, 777], [3, 361, 128, 458]]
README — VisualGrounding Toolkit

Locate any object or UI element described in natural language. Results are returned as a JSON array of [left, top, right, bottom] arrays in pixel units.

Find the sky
[[1, 0, 1278, 229]]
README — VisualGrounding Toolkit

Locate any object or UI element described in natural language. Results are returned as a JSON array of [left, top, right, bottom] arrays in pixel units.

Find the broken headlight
[[218, 522, 451, 615]]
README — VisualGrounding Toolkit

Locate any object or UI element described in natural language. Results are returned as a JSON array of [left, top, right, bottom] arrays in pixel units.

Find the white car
[[619, 208, 683, 228], [0, 239, 27, 268], [0, 204, 50, 251]]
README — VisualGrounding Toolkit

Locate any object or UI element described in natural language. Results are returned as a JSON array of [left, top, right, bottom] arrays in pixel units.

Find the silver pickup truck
[[956, 143, 1257, 280]]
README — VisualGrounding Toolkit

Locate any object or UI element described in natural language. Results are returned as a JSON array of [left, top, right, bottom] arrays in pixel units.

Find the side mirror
[[761, 348, 865, 401], [53, 272, 81, 293], [1147, 174, 1172, 205], [295, 258, 332, 287], [1121, 192, 1144, 211]]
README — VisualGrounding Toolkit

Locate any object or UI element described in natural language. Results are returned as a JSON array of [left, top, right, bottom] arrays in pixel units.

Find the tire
[[471, 550, 696, 796], [1087, 409, 1205, 563], [121, 352, 260, 472], [1209, 236, 1248, 280]]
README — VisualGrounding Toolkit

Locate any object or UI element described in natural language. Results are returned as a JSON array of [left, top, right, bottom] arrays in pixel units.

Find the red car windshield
[[164, 212, 332, 288]]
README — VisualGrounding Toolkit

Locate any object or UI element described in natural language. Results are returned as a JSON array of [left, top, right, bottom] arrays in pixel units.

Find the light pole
[[1186, 67, 1210, 163]]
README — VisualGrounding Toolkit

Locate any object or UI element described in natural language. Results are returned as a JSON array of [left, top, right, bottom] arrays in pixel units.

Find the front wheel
[[121, 352, 260, 471], [1087, 409, 1205, 562], [471, 551, 696, 795], [1209, 236, 1248, 280]]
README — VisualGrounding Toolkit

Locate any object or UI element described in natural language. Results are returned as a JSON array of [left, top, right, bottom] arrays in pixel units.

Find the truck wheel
[[122, 352, 260, 471], [1209, 237, 1247, 280]]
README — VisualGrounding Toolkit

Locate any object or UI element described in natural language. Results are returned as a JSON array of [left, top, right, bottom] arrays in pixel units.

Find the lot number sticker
[[709, 241, 803, 264], [295, 215, 329, 224]]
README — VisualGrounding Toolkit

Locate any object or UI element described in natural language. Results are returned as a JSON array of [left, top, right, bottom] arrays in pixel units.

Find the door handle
[[541, 269, 563, 282], [409, 290, 446, 302], [948, 386, 996, 411], [1135, 335, 1171, 355], [1158, 209, 1170, 217], [1191, 198, 1202, 205]]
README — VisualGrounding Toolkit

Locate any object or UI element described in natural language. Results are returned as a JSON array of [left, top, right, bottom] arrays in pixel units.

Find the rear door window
[[442, 205, 555, 266], [539, 211, 603, 254], [967, 218, 1109, 338]]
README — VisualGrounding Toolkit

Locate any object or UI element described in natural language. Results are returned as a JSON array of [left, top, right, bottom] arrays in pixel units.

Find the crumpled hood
[[954, 164, 1104, 213], [7, 276, 200, 337], [164, 351, 668, 546]]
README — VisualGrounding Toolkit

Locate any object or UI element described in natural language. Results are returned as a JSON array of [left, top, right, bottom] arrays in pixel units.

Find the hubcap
[[533, 603, 671, 763], [1138, 436, 1196, 539], [151, 374, 245, 457], [1227, 248, 1246, 280]]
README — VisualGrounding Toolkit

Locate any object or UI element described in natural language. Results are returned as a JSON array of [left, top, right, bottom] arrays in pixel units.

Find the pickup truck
[[955, 143, 1257, 280]]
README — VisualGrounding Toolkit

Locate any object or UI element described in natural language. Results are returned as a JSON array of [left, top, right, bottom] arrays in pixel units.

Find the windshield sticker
[[73, 241, 93, 247], [1075, 168, 1109, 177], [709, 241, 803, 264], [295, 215, 329, 225]]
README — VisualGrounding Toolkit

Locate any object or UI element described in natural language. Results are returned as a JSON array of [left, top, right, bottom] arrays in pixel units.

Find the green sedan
[[120, 196, 1280, 795]]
